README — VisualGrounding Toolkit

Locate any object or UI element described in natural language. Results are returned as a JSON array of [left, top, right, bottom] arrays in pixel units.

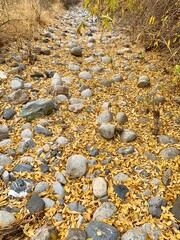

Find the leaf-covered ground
[[0, 4, 179, 240]]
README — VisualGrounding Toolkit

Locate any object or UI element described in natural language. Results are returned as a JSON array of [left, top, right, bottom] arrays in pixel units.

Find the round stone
[[99, 123, 115, 139], [92, 177, 107, 198], [66, 154, 87, 178], [116, 112, 128, 124], [81, 89, 93, 98], [79, 71, 92, 80]]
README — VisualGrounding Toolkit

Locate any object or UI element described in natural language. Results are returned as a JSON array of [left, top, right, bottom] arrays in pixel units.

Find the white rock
[[92, 177, 107, 198]]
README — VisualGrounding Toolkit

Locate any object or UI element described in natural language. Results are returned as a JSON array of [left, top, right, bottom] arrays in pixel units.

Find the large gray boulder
[[20, 99, 54, 118], [86, 221, 120, 240]]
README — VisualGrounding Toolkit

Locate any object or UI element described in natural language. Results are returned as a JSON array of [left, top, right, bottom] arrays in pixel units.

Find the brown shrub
[[0, 0, 63, 45]]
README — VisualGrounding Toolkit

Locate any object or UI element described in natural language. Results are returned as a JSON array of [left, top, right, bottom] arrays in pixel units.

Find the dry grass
[[118, 0, 180, 61], [0, 0, 63, 45]]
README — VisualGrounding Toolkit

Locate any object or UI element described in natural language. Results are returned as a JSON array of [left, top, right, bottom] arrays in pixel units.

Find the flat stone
[[68, 63, 80, 72], [112, 74, 123, 82], [0, 153, 12, 166], [0, 70, 7, 80], [20, 99, 54, 118], [79, 71, 92, 80], [148, 196, 167, 218], [160, 147, 180, 159], [86, 221, 120, 240], [92, 66, 103, 72], [158, 135, 178, 144], [21, 129, 33, 139], [114, 184, 129, 199], [67, 202, 85, 213], [113, 173, 129, 182], [97, 111, 113, 124], [66, 154, 87, 178], [34, 182, 49, 194], [99, 123, 115, 139], [81, 89, 93, 98], [30, 225, 58, 240], [66, 228, 86, 240], [14, 163, 34, 172], [121, 227, 146, 240], [8, 89, 29, 104], [0, 139, 12, 147], [42, 197, 55, 208], [0, 125, 9, 141], [34, 125, 52, 136], [144, 151, 157, 161], [92, 177, 107, 198], [56, 136, 68, 145], [171, 195, 180, 220], [0, 211, 15, 227], [93, 202, 116, 220], [118, 146, 134, 155], [69, 103, 84, 112], [52, 182, 65, 197], [26, 193, 45, 213], [120, 129, 136, 142], [3, 108, 16, 120], [55, 172, 67, 184]]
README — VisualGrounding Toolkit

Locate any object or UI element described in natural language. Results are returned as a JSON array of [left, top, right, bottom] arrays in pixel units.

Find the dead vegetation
[[0, 0, 63, 46]]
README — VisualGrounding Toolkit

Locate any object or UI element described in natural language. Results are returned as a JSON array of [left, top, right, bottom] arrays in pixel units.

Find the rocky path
[[0, 5, 180, 240]]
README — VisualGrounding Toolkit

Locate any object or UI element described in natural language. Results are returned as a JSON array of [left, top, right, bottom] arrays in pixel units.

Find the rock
[[2, 170, 9, 182], [55, 172, 66, 184], [45, 70, 54, 78], [26, 193, 45, 213], [11, 78, 24, 89], [0, 211, 15, 227], [102, 102, 111, 109], [113, 173, 129, 182], [97, 111, 113, 124], [8, 67, 22, 75], [71, 46, 82, 57], [153, 95, 165, 104], [16, 141, 29, 154], [3, 108, 16, 120], [93, 202, 116, 220], [0, 153, 12, 166], [66, 154, 87, 178], [112, 74, 123, 82], [99, 123, 115, 139], [162, 168, 172, 186], [102, 56, 111, 63], [34, 182, 49, 194], [118, 146, 134, 155], [81, 89, 93, 98], [34, 125, 52, 136], [69, 98, 84, 105], [86, 146, 99, 157], [8, 89, 29, 104], [51, 73, 62, 86], [14, 163, 34, 172], [137, 76, 150, 88], [40, 163, 49, 173], [141, 223, 161, 240], [30, 225, 58, 240], [86, 221, 120, 240], [121, 227, 146, 240], [56, 94, 68, 102], [92, 66, 103, 72], [144, 151, 157, 161], [68, 103, 84, 112], [8, 178, 34, 198], [116, 112, 128, 124], [0, 139, 12, 147], [34, 46, 41, 54], [92, 177, 107, 198], [160, 147, 180, 159], [114, 184, 129, 199], [100, 80, 112, 87], [21, 129, 33, 139], [66, 228, 86, 240], [20, 99, 54, 118], [56, 136, 68, 145], [171, 195, 180, 220], [68, 63, 80, 72], [0, 70, 7, 80], [52, 182, 65, 197], [120, 129, 136, 142], [0, 125, 9, 141], [41, 49, 51, 55], [79, 71, 92, 80], [158, 135, 178, 144], [148, 196, 167, 218], [55, 213, 63, 222], [42, 197, 55, 208], [67, 202, 85, 213]]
